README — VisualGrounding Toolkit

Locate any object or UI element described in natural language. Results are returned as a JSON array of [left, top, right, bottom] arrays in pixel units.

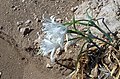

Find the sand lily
[[38, 16, 67, 63]]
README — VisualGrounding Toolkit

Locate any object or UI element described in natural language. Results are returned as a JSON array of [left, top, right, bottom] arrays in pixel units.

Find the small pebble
[[19, 27, 28, 33], [19, 27, 34, 36], [56, 18, 63, 23], [69, 50, 73, 54], [117, 33, 120, 38], [0, 26, 3, 30], [71, 6, 78, 12], [61, 0, 65, 3], [76, 43, 80, 48], [59, 67, 65, 71], [56, 0, 60, 3], [36, 18, 41, 22], [22, 0, 25, 2], [25, 20, 32, 26], [25, 20, 31, 23], [57, 11, 60, 15], [17, 21, 24, 26], [0, 71, 2, 78], [46, 63, 53, 68], [11, 5, 18, 11]]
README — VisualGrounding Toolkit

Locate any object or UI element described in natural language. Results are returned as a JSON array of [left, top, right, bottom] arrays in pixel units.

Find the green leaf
[[63, 22, 73, 26], [86, 8, 93, 20], [67, 30, 86, 37], [72, 15, 77, 30]]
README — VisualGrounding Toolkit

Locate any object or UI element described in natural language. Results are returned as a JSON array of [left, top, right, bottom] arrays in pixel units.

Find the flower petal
[[38, 16, 67, 62]]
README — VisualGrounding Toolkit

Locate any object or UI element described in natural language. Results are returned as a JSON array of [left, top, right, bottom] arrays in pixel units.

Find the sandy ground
[[0, 0, 83, 79]]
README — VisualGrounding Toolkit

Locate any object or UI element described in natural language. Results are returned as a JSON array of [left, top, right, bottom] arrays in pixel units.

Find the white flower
[[38, 16, 67, 63]]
